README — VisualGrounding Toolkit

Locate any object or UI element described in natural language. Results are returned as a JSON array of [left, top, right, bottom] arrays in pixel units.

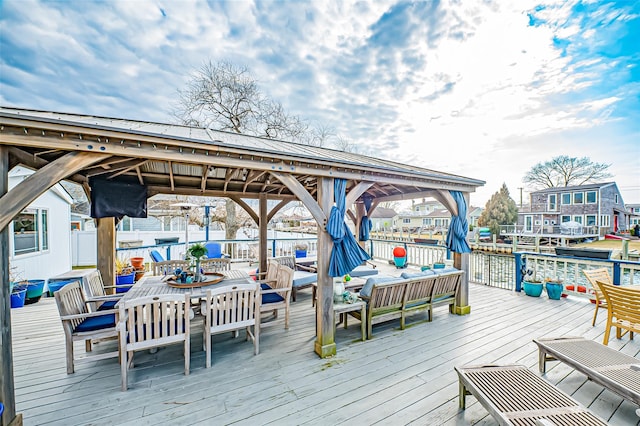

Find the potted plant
[[545, 277, 564, 300], [187, 242, 207, 282], [115, 257, 135, 292], [522, 268, 543, 297], [294, 243, 308, 258]]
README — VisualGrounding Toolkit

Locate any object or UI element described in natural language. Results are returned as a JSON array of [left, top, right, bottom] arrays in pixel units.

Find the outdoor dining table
[[115, 269, 254, 306]]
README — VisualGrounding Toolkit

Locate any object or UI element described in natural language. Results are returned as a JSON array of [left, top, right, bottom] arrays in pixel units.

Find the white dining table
[[115, 269, 253, 306]]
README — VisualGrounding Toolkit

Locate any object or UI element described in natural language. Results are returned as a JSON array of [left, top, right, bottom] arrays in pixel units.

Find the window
[[403, 218, 411, 224], [586, 191, 597, 204], [118, 216, 132, 231], [561, 193, 571, 205], [548, 194, 557, 211], [573, 215, 583, 224], [614, 194, 619, 204], [573, 192, 583, 204], [12, 208, 49, 255], [561, 215, 571, 223], [422, 218, 431, 225], [524, 215, 533, 232], [600, 215, 610, 227], [534, 220, 541, 225], [586, 215, 597, 226]]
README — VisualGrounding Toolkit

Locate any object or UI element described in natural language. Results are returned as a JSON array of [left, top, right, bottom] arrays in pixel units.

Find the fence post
[[612, 260, 621, 286], [165, 245, 171, 260], [272, 239, 277, 257], [514, 252, 524, 292]]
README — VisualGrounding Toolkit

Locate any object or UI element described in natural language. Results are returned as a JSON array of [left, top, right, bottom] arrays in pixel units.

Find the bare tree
[[523, 156, 612, 189]]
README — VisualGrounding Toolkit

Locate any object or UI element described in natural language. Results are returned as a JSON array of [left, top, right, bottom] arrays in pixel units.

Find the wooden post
[[97, 218, 116, 292], [0, 145, 19, 425], [355, 203, 366, 250], [454, 192, 471, 315], [259, 193, 268, 275], [314, 177, 336, 358]]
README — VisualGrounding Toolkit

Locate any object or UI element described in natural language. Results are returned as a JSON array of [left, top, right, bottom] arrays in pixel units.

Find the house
[[8, 166, 74, 281], [517, 182, 629, 236], [626, 203, 640, 227], [468, 206, 483, 227], [369, 207, 397, 231]]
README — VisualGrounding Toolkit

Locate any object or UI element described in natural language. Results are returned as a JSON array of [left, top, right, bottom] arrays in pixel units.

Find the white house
[[8, 166, 73, 282]]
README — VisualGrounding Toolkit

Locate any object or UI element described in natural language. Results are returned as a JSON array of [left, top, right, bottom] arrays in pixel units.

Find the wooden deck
[[10, 262, 640, 425]]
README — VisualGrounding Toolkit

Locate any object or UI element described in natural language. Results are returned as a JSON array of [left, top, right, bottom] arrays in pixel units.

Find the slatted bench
[[534, 336, 640, 408], [455, 364, 608, 425]]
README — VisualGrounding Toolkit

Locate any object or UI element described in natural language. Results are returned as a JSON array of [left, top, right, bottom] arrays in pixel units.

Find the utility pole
[[518, 187, 523, 208]]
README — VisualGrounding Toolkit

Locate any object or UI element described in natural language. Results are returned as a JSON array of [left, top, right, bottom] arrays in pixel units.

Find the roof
[[370, 207, 397, 218], [531, 182, 616, 194], [0, 106, 484, 205]]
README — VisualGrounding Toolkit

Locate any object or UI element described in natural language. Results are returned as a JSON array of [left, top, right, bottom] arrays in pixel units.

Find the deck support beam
[[0, 145, 19, 426], [314, 177, 336, 358], [97, 218, 116, 291], [454, 192, 471, 315]]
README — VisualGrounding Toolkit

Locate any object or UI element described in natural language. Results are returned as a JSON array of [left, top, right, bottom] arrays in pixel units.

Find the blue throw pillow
[[360, 275, 401, 298], [400, 270, 436, 279]]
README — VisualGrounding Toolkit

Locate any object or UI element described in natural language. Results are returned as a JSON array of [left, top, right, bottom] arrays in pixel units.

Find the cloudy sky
[[1, 0, 638, 207]]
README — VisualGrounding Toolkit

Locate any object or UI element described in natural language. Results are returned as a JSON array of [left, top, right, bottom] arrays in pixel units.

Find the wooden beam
[[0, 145, 17, 425], [8, 146, 87, 183], [434, 189, 458, 216], [454, 192, 471, 315], [259, 193, 268, 275], [267, 199, 290, 223], [270, 172, 327, 228], [97, 218, 116, 292], [315, 176, 336, 358], [0, 151, 109, 232], [345, 181, 374, 207], [168, 161, 175, 191], [228, 195, 259, 225]]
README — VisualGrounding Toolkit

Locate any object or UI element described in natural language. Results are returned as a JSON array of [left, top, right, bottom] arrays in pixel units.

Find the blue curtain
[[445, 191, 471, 253], [359, 196, 373, 241], [328, 179, 371, 277]]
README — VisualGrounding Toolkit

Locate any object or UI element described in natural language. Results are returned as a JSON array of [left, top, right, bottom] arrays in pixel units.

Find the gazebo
[[0, 106, 484, 424]]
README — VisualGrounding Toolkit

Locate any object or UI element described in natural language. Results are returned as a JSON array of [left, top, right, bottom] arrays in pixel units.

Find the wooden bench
[[456, 364, 608, 425], [350, 270, 463, 339], [534, 336, 640, 408]]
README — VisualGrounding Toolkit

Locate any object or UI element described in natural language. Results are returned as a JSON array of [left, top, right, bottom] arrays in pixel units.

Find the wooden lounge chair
[[597, 280, 640, 345], [456, 364, 607, 425], [54, 281, 119, 374], [117, 293, 191, 391], [582, 268, 611, 326], [202, 283, 260, 368], [534, 336, 640, 407], [83, 269, 123, 311]]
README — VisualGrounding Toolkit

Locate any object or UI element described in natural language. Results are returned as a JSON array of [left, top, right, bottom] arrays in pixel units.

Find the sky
[[1, 0, 639, 208]]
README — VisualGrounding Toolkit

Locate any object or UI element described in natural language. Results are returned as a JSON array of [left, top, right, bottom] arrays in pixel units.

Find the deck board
[[10, 262, 640, 425]]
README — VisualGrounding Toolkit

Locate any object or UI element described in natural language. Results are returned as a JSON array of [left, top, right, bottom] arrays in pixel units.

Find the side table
[[333, 299, 366, 341]]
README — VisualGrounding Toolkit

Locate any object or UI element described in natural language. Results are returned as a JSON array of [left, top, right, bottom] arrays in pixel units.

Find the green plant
[[187, 243, 207, 260], [115, 257, 132, 275]]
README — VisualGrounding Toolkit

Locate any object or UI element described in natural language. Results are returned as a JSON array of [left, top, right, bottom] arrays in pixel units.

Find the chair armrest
[[296, 264, 317, 273], [60, 311, 117, 321], [86, 295, 122, 302], [256, 279, 277, 286], [261, 287, 292, 294]]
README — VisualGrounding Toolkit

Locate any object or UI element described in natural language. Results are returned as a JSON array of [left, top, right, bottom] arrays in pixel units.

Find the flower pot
[[523, 281, 543, 297], [116, 272, 135, 293], [130, 257, 144, 269], [545, 282, 563, 300], [47, 279, 77, 296], [25, 279, 45, 304], [11, 286, 27, 308]]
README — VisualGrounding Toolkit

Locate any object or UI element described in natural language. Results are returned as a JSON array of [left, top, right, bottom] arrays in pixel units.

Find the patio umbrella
[[358, 196, 373, 241], [445, 191, 471, 253], [327, 179, 370, 277]]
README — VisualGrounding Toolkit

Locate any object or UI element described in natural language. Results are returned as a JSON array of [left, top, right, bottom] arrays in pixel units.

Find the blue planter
[[47, 279, 77, 296], [523, 281, 543, 297], [11, 287, 27, 308], [295, 249, 307, 258], [116, 272, 135, 293], [545, 282, 563, 300], [25, 279, 45, 304]]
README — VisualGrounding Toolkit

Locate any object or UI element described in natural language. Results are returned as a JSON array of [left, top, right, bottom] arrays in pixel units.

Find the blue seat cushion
[[350, 265, 379, 278], [260, 284, 285, 304], [400, 270, 436, 279], [97, 300, 118, 311], [74, 313, 116, 332], [433, 267, 459, 275], [359, 275, 401, 298], [292, 271, 317, 288]]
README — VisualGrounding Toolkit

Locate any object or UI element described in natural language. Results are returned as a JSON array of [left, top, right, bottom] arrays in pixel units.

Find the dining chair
[[84, 269, 123, 312], [117, 293, 191, 390], [200, 257, 231, 273], [597, 280, 640, 346], [202, 283, 260, 368], [260, 263, 294, 330], [151, 259, 189, 276], [54, 281, 119, 374], [582, 268, 611, 326]]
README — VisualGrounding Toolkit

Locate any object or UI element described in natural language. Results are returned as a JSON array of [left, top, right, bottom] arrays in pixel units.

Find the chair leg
[[592, 305, 599, 326], [120, 334, 128, 391], [603, 321, 612, 346], [205, 328, 212, 368], [85, 339, 92, 352], [65, 336, 75, 374], [184, 338, 190, 376]]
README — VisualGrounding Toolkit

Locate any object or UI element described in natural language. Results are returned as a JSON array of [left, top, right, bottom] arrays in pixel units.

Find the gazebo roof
[[0, 106, 484, 203]]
